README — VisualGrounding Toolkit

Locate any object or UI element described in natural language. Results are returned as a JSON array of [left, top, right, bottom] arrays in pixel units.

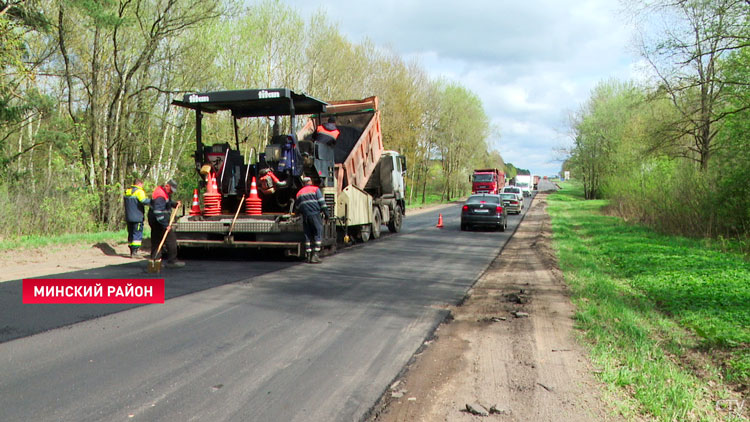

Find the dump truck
[[170, 89, 405, 257], [471, 169, 505, 194], [297, 96, 406, 242]]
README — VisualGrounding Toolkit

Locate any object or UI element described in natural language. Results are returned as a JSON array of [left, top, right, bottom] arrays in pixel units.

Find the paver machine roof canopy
[[172, 88, 329, 201], [172, 88, 328, 119]]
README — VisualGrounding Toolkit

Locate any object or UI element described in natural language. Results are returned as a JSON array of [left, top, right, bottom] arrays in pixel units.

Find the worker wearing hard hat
[[148, 179, 184, 268], [123, 179, 150, 258], [294, 176, 329, 263]]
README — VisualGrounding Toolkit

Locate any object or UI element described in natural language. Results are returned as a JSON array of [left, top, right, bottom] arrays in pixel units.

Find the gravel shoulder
[[367, 193, 620, 422]]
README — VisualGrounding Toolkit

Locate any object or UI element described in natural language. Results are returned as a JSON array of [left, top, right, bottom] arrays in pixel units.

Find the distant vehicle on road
[[461, 194, 507, 232], [500, 193, 522, 214], [471, 169, 505, 194], [502, 186, 524, 205], [533, 175, 540, 190], [515, 174, 533, 197]]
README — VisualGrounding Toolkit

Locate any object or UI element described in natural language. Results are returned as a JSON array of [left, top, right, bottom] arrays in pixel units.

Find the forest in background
[[565, 0, 750, 244], [0, 0, 511, 238]]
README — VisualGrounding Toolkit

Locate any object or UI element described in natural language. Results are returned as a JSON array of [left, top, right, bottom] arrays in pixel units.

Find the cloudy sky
[[283, 0, 640, 177]]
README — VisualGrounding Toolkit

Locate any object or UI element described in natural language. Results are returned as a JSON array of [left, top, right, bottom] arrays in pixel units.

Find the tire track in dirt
[[368, 194, 618, 422]]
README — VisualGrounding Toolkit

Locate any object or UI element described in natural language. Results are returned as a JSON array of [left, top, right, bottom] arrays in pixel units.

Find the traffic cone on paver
[[189, 188, 202, 216], [244, 176, 262, 216], [436, 213, 444, 228], [203, 173, 222, 216]]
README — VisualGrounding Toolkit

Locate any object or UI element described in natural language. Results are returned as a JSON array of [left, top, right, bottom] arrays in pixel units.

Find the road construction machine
[[170, 89, 406, 257]]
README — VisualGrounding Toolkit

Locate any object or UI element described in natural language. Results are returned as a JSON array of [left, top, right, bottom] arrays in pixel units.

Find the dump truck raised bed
[[170, 89, 405, 257], [298, 96, 406, 242]]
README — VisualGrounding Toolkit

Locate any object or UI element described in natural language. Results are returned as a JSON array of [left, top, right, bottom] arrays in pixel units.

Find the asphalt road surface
[[0, 194, 535, 422]]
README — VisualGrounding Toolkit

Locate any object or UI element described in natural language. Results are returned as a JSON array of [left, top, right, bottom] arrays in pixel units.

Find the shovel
[[227, 194, 246, 240], [147, 203, 181, 273]]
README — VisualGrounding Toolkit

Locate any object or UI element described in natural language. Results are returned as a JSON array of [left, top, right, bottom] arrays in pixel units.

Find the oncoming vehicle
[[500, 193, 522, 214], [501, 186, 524, 206], [460, 194, 507, 232]]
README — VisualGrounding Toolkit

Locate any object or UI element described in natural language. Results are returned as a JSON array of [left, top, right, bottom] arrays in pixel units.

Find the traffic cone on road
[[189, 188, 202, 216], [436, 213, 444, 228]]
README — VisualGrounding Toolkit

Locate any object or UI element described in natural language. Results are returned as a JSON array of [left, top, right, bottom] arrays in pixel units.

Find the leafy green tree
[[568, 80, 644, 199], [53, 0, 222, 226], [635, 0, 750, 170], [433, 81, 490, 200]]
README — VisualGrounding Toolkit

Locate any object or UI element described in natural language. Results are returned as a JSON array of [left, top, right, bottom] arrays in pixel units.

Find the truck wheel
[[357, 224, 371, 243], [371, 207, 382, 239], [387, 205, 403, 233]]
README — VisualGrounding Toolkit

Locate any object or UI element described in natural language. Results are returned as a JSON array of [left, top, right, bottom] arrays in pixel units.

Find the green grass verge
[[405, 192, 466, 209], [548, 182, 749, 422], [0, 228, 151, 252]]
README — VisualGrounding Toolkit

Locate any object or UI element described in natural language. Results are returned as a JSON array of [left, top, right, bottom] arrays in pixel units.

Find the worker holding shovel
[[148, 179, 184, 269]]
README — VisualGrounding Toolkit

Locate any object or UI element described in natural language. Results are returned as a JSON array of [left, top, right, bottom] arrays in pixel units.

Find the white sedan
[[501, 186, 524, 206]]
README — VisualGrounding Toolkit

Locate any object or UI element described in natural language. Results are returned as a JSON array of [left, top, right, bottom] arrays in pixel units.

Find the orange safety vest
[[315, 124, 340, 144]]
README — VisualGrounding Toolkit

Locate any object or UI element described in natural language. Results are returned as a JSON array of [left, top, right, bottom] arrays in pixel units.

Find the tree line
[[566, 0, 750, 240], [0, 0, 507, 238]]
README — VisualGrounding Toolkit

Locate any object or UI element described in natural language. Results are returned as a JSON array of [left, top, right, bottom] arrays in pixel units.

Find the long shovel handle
[[154, 203, 180, 259], [227, 195, 246, 238]]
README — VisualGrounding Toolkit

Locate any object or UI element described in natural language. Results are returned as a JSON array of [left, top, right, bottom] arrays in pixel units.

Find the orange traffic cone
[[203, 173, 222, 216], [189, 188, 202, 216], [436, 213, 444, 228], [245, 176, 262, 216]]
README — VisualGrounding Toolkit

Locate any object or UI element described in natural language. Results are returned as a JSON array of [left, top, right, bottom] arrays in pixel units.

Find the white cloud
[[279, 0, 638, 176]]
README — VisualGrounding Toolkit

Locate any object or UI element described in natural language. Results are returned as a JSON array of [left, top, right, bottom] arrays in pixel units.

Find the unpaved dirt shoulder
[[368, 194, 620, 422], [0, 241, 137, 283]]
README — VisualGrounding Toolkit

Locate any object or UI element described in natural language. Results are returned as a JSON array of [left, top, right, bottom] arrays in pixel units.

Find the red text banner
[[23, 279, 165, 304]]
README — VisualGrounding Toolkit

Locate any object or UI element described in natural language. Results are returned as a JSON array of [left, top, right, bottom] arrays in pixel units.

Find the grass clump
[[548, 182, 749, 421], [0, 229, 150, 253]]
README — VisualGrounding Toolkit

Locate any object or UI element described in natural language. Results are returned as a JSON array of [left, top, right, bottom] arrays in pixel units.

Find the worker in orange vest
[[315, 116, 339, 146], [147, 179, 184, 268], [295, 176, 329, 263]]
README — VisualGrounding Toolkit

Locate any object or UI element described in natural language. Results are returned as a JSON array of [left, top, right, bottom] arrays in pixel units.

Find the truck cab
[[472, 169, 505, 194], [515, 174, 533, 197]]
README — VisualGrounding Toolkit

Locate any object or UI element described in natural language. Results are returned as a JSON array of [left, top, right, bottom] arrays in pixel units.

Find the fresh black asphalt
[[0, 195, 535, 422]]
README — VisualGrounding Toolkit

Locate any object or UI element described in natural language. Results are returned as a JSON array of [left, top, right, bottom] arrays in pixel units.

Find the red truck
[[533, 175, 540, 190], [471, 169, 505, 194]]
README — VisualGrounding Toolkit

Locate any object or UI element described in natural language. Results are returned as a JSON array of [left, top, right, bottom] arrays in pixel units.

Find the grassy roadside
[[0, 228, 150, 253], [547, 182, 749, 422], [405, 193, 466, 209]]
